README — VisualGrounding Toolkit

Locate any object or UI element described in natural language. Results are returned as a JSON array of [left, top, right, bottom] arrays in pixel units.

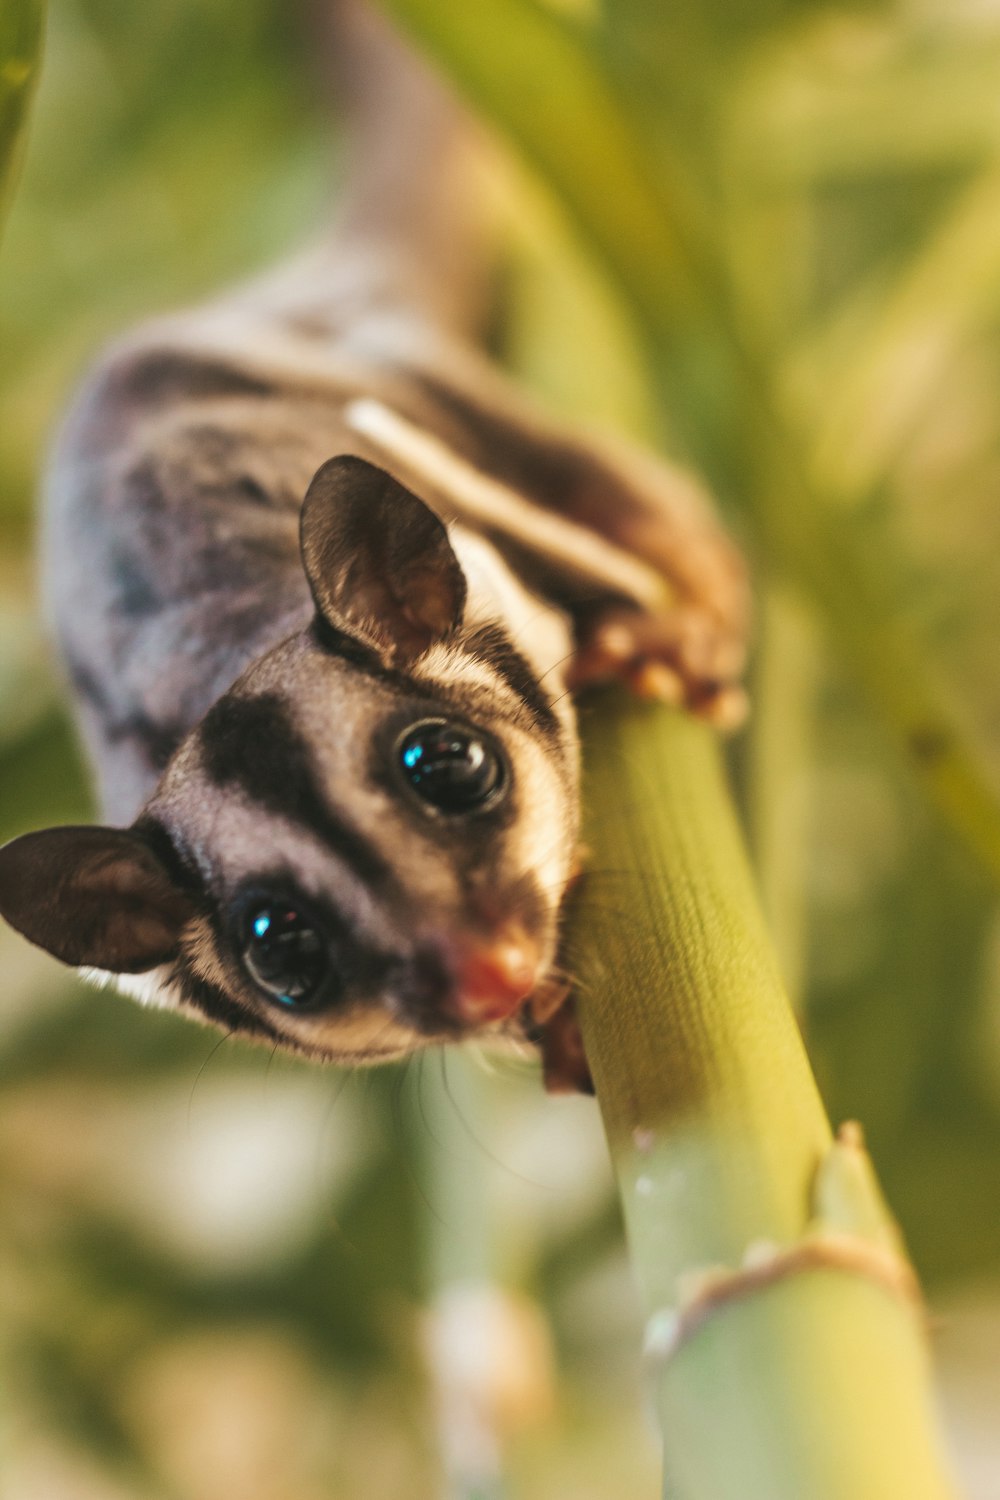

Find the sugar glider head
[[0, 457, 579, 1062]]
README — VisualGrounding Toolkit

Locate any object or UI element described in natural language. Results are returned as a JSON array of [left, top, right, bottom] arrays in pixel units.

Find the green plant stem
[[572, 693, 961, 1500], [746, 587, 818, 1005]]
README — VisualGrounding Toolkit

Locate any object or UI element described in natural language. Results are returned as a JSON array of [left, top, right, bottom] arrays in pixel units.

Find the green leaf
[[380, 0, 725, 377]]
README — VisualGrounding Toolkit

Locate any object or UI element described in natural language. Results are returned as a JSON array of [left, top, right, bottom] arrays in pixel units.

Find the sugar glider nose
[[448, 923, 540, 1026]]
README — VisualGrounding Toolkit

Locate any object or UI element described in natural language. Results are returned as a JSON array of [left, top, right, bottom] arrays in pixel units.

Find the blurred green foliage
[[1, 0, 1000, 1495], [385, 0, 1000, 1270], [0, 0, 43, 242]]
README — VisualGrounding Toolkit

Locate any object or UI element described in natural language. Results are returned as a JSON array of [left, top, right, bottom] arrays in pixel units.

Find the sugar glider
[[0, 1, 748, 1090]]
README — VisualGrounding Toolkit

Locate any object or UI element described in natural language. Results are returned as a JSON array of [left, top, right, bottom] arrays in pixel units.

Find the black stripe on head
[[309, 616, 389, 677], [171, 959, 282, 1044], [198, 692, 391, 890], [309, 615, 447, 704], [311, 617, 563, 745], [463, 624, 562, 742], [132, 815, 207, 900]]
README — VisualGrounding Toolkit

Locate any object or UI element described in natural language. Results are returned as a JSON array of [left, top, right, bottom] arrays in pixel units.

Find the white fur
[[79, 964, 180, 1012], [343, 398, 670, 610]]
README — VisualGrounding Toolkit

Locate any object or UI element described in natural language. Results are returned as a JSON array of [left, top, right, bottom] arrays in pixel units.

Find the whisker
[[536, 644, 581, 687], [311, 1061, 357, 1194], [375, 1051, 448, 1228], [439, 1049, 549, 1190], [186, 1028, 234, 1136], [412, 1047, 451, 1156], [262, 1038, 281, 1098]]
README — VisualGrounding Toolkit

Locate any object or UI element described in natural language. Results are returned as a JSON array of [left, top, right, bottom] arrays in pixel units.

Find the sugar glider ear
[[0, 825, 195, 972], [300, 455, 467, 666]]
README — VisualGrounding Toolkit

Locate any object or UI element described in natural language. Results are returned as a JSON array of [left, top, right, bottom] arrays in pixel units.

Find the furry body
[[0, 5, 748, 1083]]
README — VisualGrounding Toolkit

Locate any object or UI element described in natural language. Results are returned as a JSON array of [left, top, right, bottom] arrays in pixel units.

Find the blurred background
[[1, 0, 1000, 1495]]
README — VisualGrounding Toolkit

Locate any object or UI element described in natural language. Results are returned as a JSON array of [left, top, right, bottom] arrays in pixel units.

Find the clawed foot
[[527, 987, 594, 1095], [566, 602, 749, 730]]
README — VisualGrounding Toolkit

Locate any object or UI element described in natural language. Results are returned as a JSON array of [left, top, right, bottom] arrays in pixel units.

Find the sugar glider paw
[[529, 992, 594, 1096], [566, 602, 749, 731]]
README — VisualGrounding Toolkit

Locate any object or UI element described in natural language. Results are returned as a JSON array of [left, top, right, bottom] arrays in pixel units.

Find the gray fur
[[0, 1, 747, 1074]]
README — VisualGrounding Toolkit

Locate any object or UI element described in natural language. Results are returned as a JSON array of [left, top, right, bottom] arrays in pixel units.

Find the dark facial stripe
[[309, 616, 388, 676], [309, 614, 447, 702], [171, 958, 282, 1043], [462, 623, 562, 742], [313, 614, 564, 748], [198, 692, 391, 889], [133, 815, 207, 899]]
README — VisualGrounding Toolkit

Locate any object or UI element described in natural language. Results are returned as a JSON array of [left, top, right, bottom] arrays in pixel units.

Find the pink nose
[[449, 926, 540, 1026]]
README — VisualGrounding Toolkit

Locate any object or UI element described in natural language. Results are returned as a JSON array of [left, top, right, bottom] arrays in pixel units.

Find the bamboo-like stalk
[[746, 586, 818, 1006], [572, 693, 961, 1500]]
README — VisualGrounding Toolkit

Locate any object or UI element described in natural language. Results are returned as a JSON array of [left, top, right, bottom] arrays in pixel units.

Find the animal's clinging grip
[[0, 1, 748, 1092]]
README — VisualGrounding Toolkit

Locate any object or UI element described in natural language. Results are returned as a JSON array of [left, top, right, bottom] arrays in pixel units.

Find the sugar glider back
[[0, 0, 748, 1090]]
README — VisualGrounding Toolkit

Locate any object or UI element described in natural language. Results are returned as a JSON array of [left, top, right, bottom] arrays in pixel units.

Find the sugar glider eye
[[398, 720, 506, 814], [240, 903, 332, 1009]]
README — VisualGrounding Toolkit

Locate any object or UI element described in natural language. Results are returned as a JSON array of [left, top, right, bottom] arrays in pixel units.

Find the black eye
[[398, 720, 505, 813], [240, 903, 331, 1009]]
